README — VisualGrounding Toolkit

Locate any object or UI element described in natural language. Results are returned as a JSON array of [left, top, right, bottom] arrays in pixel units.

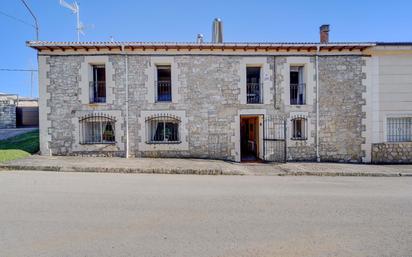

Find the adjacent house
[[0, 93, 39, 129], [0, 94, 17, 129], [27, 22, 412, 163]]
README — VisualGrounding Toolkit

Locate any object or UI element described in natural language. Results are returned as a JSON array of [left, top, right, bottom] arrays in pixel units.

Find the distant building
[[28, 22, 412, 163], [0, 94, 17, 129], [0, 93, 38, 129]]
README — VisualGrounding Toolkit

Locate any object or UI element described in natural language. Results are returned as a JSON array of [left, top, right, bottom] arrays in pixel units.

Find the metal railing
[[79, 113, 116, 144], [246, 82, 262, 104], [387, 117, 412, 142], [89, 81, 106, 103], [290, 83, 306, 105], [145, 114, 181, 144], [157, 80, 172, 102]]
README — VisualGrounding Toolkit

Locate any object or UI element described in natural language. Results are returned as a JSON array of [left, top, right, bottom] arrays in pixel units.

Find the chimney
[[320, 24, 330, 44], [196, 34, 204, 44], [212, 18, 223, 43]]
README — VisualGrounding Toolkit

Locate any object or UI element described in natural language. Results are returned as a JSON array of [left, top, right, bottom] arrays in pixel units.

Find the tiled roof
[[27, 41, 377, 47], [27, 41, 378, 52]]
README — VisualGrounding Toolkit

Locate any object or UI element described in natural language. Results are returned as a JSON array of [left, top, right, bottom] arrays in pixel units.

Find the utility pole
[[20, 0, 39, 40]]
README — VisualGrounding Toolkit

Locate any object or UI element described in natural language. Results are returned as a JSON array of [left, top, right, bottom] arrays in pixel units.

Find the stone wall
[[42, 53, 366, 162], [372, 143, 412, 163], [318, 56, 365, 162], [0, 100, 16, 129], [45, 55, 126, 155]]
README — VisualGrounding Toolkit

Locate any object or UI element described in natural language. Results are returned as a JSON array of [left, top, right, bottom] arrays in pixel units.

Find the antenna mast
[[59, 0, 83, 41]]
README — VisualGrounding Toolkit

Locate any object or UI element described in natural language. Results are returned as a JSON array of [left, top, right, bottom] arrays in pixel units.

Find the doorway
[[240, 115, 261, 162]]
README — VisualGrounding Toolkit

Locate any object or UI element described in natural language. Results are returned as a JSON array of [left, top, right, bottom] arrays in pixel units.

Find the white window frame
[[289, 65, 306, 105], [79, 56, 114, 105], [239, 57, 271, 105], [386, 116, 412, 142], [282, 57, 315, 107], [138, 110, 189, 151], [79, 115, 116, 145], [246, 66, 263, 104], [147, 57, 179, 104], [146, 114, 181, 144]]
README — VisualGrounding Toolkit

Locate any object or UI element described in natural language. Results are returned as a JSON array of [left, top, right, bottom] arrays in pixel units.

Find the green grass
[[0, 130, 39, 163]]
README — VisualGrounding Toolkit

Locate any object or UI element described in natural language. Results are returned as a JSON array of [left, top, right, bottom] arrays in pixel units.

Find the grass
[[0, 130, 39, 163]]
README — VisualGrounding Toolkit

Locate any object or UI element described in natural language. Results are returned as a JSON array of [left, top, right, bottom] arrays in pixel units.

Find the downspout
[[121, 44, 130, 158], [315, 45, 320, 162]]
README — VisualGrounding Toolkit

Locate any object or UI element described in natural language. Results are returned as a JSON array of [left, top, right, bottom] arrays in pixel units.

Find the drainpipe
[[121, 44, 130, 158], [315, 45, 320, 162]]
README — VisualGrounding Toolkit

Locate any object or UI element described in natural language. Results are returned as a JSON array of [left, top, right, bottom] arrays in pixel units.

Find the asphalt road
[[0, 171, 411, 257]]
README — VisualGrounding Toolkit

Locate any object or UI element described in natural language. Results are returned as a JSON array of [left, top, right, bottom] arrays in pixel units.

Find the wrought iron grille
[[89, 81, 106, 103], [157, 81, 172, 102], [291, 116, 307, 140], [290, 83, 306, 105], [387, 117, 412, 142], [146, 114, 181, 144], [263, 116, 287, 162], [79, 113, 116, 144], [247, 82, 262, 104]]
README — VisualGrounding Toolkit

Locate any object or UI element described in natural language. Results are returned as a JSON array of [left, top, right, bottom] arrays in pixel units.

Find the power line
[[0, 69, 38, 72], [0, 10, 35, 29]]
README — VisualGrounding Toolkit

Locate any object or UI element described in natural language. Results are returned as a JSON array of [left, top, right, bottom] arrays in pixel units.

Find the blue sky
[[1, 0, 411, 97]]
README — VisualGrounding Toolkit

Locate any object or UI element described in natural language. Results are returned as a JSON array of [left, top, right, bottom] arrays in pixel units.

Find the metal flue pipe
[[212, 18, 223, 43]]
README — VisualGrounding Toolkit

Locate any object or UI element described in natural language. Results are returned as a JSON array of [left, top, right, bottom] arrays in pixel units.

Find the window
[[387, 117, 412, 142], [290, 66, 305, 105], [79, 113, 115, 144], [246, 67, 262, 104], [156, 65, 172, 102], [90, 65, 106, 103], [291, 117, 307, 140], [146, 114, 180, 143]]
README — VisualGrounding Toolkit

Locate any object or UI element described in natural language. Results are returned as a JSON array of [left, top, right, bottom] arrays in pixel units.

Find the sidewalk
[[1, 155, 412, 176]]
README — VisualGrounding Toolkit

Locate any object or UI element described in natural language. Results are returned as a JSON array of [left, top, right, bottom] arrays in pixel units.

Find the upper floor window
[[79, 113, 115, 144], [246, 67, 262, 104], [387, 117, 412, 142], [156, 65, 172, 102], [290, 66, 305, 105], [291, 117, 307, 140], [90, 65, 106, 103], [146, 114, 180, 144]]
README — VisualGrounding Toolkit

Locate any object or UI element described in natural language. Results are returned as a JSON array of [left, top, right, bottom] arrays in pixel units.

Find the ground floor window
[[291, 117, 307, 140], [387, 117, 412, 142], [79, 113, 115, 144], [146, 114, 180, 143]]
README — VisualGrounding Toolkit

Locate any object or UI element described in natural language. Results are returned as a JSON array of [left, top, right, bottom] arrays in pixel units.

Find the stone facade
[[372, 143, 412, 163], [38, 52, 369, 162], [0, 99, 16, 129], [318, 56, 365, 162]]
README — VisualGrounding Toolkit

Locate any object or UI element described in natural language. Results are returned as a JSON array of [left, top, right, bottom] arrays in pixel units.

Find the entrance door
[[240, 116, 261, 162]]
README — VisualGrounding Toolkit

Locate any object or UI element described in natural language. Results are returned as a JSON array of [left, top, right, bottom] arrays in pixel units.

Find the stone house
[[27, 24, 412, 163]]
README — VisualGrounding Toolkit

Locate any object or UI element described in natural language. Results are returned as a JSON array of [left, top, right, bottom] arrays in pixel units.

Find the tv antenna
[[59, 0, 83, 41]]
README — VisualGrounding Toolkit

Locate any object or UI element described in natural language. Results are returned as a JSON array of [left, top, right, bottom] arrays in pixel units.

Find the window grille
[[79, 113, 116, 144], [246, 67, 262, 104], [290, 66, 306, 105], [247, 82, 262, 104], [291, 116, 307, 140], [156, 65, 172, 102], [146, 114, 181, 144], [90, 65, 106, 103], [387, 117, 412, 142]]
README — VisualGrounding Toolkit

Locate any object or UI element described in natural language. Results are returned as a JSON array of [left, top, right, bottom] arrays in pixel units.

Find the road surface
[[0, 171, 411, 257]]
